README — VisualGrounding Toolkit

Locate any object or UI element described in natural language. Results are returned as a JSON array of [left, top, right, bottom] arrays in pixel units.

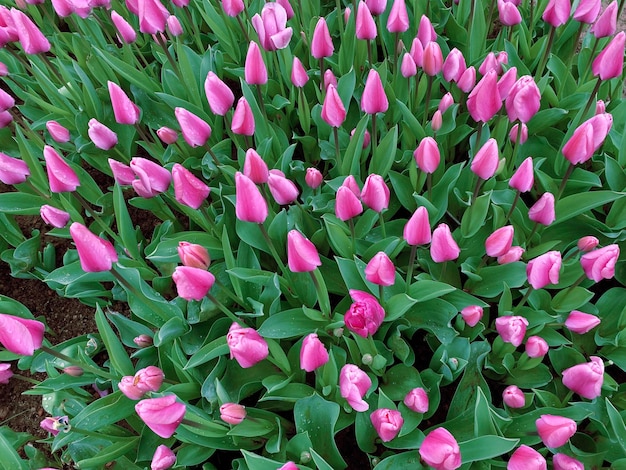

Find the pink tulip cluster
[[172, 242, 215, 301], [119, 366, 165, 400]]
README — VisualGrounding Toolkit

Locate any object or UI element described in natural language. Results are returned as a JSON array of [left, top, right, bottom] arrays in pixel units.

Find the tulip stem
[[367, 40, 373, 67], [336, 0, 345, 36], [507, 123, 524, 174], [527, 221, 539, 244], [504, 190, 521, 224], [207, 294, 242, 325], [439, 261, 447, 281], [310, 269, 331, 318], [405, 245, 418, 290], [215, 279, 247, 307], [535, 26, 556, 79], [378, 212, 387, 238], [422, 75, 434, 127], [557, 162, 575, 200], [134, 124, 153, 146], [514, 287, 533, 312], [10, 374, 40, 385], [582, 38, 600, 83], [255, 84, 268, 120], [566, 23, 585, 69], [579, 77, 602, 125], [371, 114, 378, 158], [319, 58, 325, 92], [258, 223, 287, 275], [333, 127, 342, 168], [155, 34, 184, 85], [73, 193, 122, 246], [39, 346, 117, 380], [472, 178, 483, 202], [561, 390, 574, 406], [349, 219, 357, 254], [236, 16, 250, 43], [427, 173, 432, 200]]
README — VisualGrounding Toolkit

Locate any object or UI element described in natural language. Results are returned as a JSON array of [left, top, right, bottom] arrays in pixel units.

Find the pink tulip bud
[[40, 205, 70, 228], [320, 70, 336, 91], [151, 445, 176, 470], [174, 107, 212, 147], [0, 313, 45, 356], [344, 289, 385, 337], [321, 84, 346, 128], [0, 88, 14, 112], [134, 334, 153, 348], [525, 335, 549, 358], [342, 175, 361, 195], [479, 52, 501, 75], [287, 230, 321, 272], [562, 122, 594, 165], [509, 156, 534, 192], [204, 72, 235, 116], [536, 414, 577, 448], [419, 427, 461, 470], [130, 157, 171, 198], [0, 152, 30, 185], [565, 310, 600, 334], [592, 31, 625, 80], [356, 1, 377, 40], [44, 146, 80, 193], [562, 356, 604, 399], [132, 366, 165, 393], [595, 99, 606, 114], [135, 395, 186, 438], [350, 128, 371, 148], [370, 408, 403, 442], [400, 52, 417, 78], [573, 0, 601, 23], [178, 242, 210, 270], [404, 387, 429, 413], [423, 41, 443, 76], [498, 0, 522, 25], [361, 173, 390, 212], [485, 225, 514, 257], [471, 138, 499, 180], [235, 172, 268, 223], [251, 3, 293, 51], [111, 11, 137, 43], [553, 453, 584, 470], [498, 246, 525, 264], [496, 66, 518, 101], [300, 333, 329, 371], [221, 0, 244, 16], [509, 445, 546, 469], [430, 223, 460, 262], [528, 192, 555, 226], [0, 363, 13, 384], [335, 185, 363, 221], [577, 236, 599, 252], [361, 69, 388, 114], [46, 120, 70, 143], [172, 164, 210, 209], [402, 208, 430, 247], [461, 305, 483, 327], [60, 365, 82, 377], [386, 0, 408, 32], [156, 126, 178, 144], [416, 14, 437, 44], [414, 137, 440, 174], [220, 403, 246, 424], [109, 159, 135, 185], [457, 65, 476, 92], [506, 75, 541, 123], [509, 123, 528, 144], [311, 17, 334, 59], [305, 167, 323, 189], [137, 0, 169, 34], [590, 1, 617, 38], [243, 149, 269, 184], [244, 41, 268, 85], [439, 93, 454, 114], [365, 0, 386, 14], [88, 119, 118, 150], [365, 251, 395, 286], [502, 385, 525, 408], [291, 57, 309, 87], [69, 222, 118, 272], [339, 364, 371, 411], [496, 315, 528, 347], [231, 97, 255, 136], [580, 244, 619, 282], [431, 110, 443, 131], [442, 48, 466, 83], [267, 170, 299, 205], [542, 0, 571, 27], [467, 70, 502, 122], [108, 81, 140, 125], [51, 0, 74, 17], [227, 322, 269, 368], [410, 37, 424, 67], [527, 250, 561, 289], [172, 265, 215, 301], [126, 0, 139, 14], [0, 112, 10, 131], [0, 62, 7, 76], [10, 8, 50, 54], [166, 15, 184, 36]]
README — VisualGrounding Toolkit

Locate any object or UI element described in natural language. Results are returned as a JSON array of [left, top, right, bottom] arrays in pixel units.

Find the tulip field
[[0, 0, 625, 468]]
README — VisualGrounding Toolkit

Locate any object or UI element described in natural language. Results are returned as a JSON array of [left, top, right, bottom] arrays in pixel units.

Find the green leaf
[[606, 399, 626, 455], [154, 316, 191, 346], [76, 437, 139, 469], [408, 280, 456, 302], [369, 125, 398, 178], [459, 436, 519, 463], [0, 193, 48, 215], [95, 305, 134, 376], [375, 451, 424, 469], [184, 337, 229, 369], [461, 191, 491, 238], [384, 294, 419, 322], [466, 262, 527, 298], [528, 108, 568, 134], [113, 184, 140, 260], [555, 191, 624, 225], [241, 450, 285, 470], [257, 309, 325, 339], [92, 47, 159, 94], [0, 427, 27, 470], [551, 287, 594, 312]]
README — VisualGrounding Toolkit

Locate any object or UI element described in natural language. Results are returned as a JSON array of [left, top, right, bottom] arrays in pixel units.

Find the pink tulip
[[509, 156, 534, 192], [527, 250, 561, 289], [506, 76, 541, 123], [151, 445, 176, 470], [63, 365, 84, 377], [175, 107, 212, 147], [204, 72, 235, 116], [126, 0, 139, 14], [119, 375, 148, 400], [495, 315, 528, 347], [361, 173, 390, 212], [109, 159, 135, 185], [267, 170, 299, 205], [485, 225, 514, 257], [553, 453, 584, 470], [371, 408, 403, 442], [536, 414, 577, 448], [350, 128, 371, 148], [400, 53, 417, 78], [172, 265, 215, 301], [471, 138, 499, 180], [439, 93, 454, 113], [46, 121, 70, 143], [323, 69, 338, 90], [590, 1, 617, 38], [0, 63, 7, 76], [404, 206, 431, 246], [88, 119, 118, 150], [231, 97, 255, 136], [592, 31, 625, 80], [226, 322, 269, 368], [40, 205, 70, 228], [119, 366, 164, 399], [311, 17, 334, 59], [356, 1, 377, 40], [542, 0, 571, 27], [220, 403, 246, 424], [498, 0, 522, 25], [134, 334, 153, 348], [335, 185, 363, 221], [221, 0, 244, 16], [525, 335, 549, 358], [443, 48, 466, 83], [291, 57, 309, 87], [562, 356, 604, 399], [430, 223, 460, 262], [305, 167, 323, 189], [135, 395, 186, 438], [251, 3, 292, 51], [0, 363, 12, 384], [235, 172, 268, 223], [0, 152, 30, 185], [244, 41, 268, 85], [419, 427, 462, 470], [509, 123, 528, 144], [10, 9, 50, 54], [111, 11, 137, 44], [108, 81, 140, 125], [130, 157, 171, 198], [386, 0, 408, 32], [417, 14, 437, 44], [461, 305, 483, 327], [178, 242, 210, 270], [0, 88, 14, 112], [365, 251, 395, 286], [580, 244, 619, 282], [287, 229, 321, 273], [243, 149, 269, 184], [479, 52, 501, 75], [70, 222, 118, 272], [40, 416, 69, 436], [410, 38, 424, 67], [432, 110, 443, 131], [339, 364, 371, 411], [344, 289, 385, 337], [51, 0, 74, 17], [137, 0, 170, 34], [528, 192, 555, 226], [172, 164, 210, 209], [562, 122, 594, 165], [321, 84, 346, 128], [497, 67, 518, 100], [278, 463, 298, 470], [300, 333, 329, 371], [467, 70, 501, 122], [565, 310, 600, 334], [361, 70, 388, 114], [457, 66, 476, 92], [498, 246, 525, 264], [156, 127, 178, 144], [343, 175, 361, 195], [508, 445, 547, 469], [275, 0, 294, 18], [577, 236, 599, 252], [573, 0, 601, 23], [404, 387, 428, 413], [366, 0, 387, 14], [502, 385, 525, 408], [0, 313, 45, 356], [44, 146, 80, 193], [423, 41, 443, 76]]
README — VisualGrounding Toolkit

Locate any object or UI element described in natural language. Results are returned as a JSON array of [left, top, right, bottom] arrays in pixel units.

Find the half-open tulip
[[371, 408, 403, 441], [135, 395, 185, 438], [419, 427, 461, 470], [344, 290, 385, 337], [536, 415, 577, 448], [151, 445, 176, 470], [0, 152, 30, 185], [0, 313, 45, 356], [404, 387, 429, 413], [251, 2, 293, 51], [172, 164, 210, 209], [130, 157, 172, 198], [287, 230, 321, 272], [339, 364, 371, 411], [496, 315, 528, 347], [527, 250, 561, 289], [562, 356, 604, 399], [508, 445, 546, 469], [226, 322, 269, 368], [580, 244, 619, 282]]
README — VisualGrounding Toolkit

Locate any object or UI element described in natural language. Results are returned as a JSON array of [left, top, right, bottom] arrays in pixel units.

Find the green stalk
[[73, 193, 122, 245], [258, 223, 287, 275], [334, 127, 342, 168], [579, 77, 602, 123], [504, 190, 521, 224], [256, 84, 268, 120], [422, 75, 434, 126], [556, 162, 575, 200], [309, 269, 331, 318], [513, 286, 533, 312], [40, 346, 117, 380], [207, 293, 243, 325], [405, 244, 418, 290], [535, 26, 556, 79]]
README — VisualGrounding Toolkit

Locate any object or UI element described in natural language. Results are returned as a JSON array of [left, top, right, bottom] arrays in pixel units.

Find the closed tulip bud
[[526, 250, 561, 289], [400, 52, 417, 77], [350, 128, 371, 148], [573, 0, 601, 23], [371, 408, 403, 442], [479, 52, 501, 75], [542, 0, 571, 27], [321, 84, 346, 127], [0, 111, 12, 128], [44, 146, 80, 193], [130, 157, 171, 198], [509, 445, 546, 469], [509, 123, 528, 144], [243, 149, 269, 184], [431, 110, 443, 131], [46, 120, 70, 143], [335, 185, 363, 221], [291, 57, 309, 87], [244, 41, 268, 85], [69, 222, 118, 272], [227, 322, 269, 368], [562, 121, 594, 164], [321, 69, 337, 90], [0, 88, 14, 112], [235, 172, 268, 223], [553, 454, 584, 470], [151, 445, 176, 470], [423, 41, 443, 76], [175, 107, 212, 147], [366, 0, 387, 14], [109, 159, 135, 185], [220, 403, 246, 424], [204, 72, 235, 116], [498, 0, 522, 25], [461, 305, 483, 327], [135, 395, 186, 438], [414, 137, 440, 174], [172, 164, 210, 209], [0, 152, 30, 185], [0, 313, 45, 356], [305, 167, 323, 189], [287, 230, 321, 272], [365, 251, 395, 286], [526, 335, 549, 358], [580, 244, 619, 282], [361, 70, 388, 114], [356, 1, 377, 40], [51, 0, 74, 17], [467, 70, 501, 122], [417, 14, 437, 44], [138, 0, 169, 33], [251, 3, 293, 51], [562, 356, 604, 399], [506, 75, 541, 123], [134, 334, 154, 348], [442, 48, 466, 83], [156, 126, 178, 144], [61, 366, 82, 377], [595, 99, 606, 114], [311, 17, 334, 59], [11, 9, 50, 54], [108, 81, 140, 125], [528, 192, 555, 226], [536, 415, 576, 448], [410, 38, 424, 67], [0, 363, 13, 384], [361, 173, 390, 212], [592, 31, 625, 80], [565, 310, 600, 334], [40, 205, 70, 228], [404, 387, 429, 413], [231, 97, 255, 136], [496, 315, 528, 347], [222, 0, 244, 16], [471, 138, 499, 180], [577, 236, 599, 252], [590, 1, 617, 38], [403, 207, 431, 246], [300, 333, 329, 371], [502, 385, 525, 408], [386, 0, 408, 32], [267, 170, 299, 205], [457, 65, 476, 92], [498, 246, 525, 264], [485, 225, 514, 257], [345, 290, 385, 337], [111, 11, 137, 43], [88, 119, 118, 150], [172, 265, 215, 300], [509, 156, 534, 192], [342, 175, 361, 195], [339, 364, 372, 411], [431, 223, 460, 262], [419, 427, 461, 470], [439, 92, 454, 113], [0, 62, 7, 76]]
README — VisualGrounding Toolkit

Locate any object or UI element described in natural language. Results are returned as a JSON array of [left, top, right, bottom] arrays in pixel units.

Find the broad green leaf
[[257, 309, 325, 339], [375, 451, 424, 469], [459, 436, 519, 463], [76, 437, 139, 469], [369, 125, 398, 178], [551, 287, 594, 312], [555, 191, 623, 225], [0, 427, 27, 470], [408, 280, 456, 302], [466, 262, 527, 298], [606, 399, 626, 455], [461, 191, 491, 238], [95, 305, 133, 376], [154, 316, 191, 346], [0, 193, 48, 215], [185, 337, 229, 369]]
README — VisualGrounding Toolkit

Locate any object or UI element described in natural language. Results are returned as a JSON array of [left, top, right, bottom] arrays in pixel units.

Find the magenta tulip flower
[[0, 313, 45, 356], [204, 71, 235, 116], [88, 119, 118, 150], [226, 322, 269, 368], [573, 0, 601, 23], [221, 0, 244, 16], [0, 363, 13, 384], [457, 66, 476, 92], [414, 137, 441, 174], [386, 0, 408, 32], [220, 403, 246, 424], [339, 363, 371, 411], [403, 206, 431, 246], [135, 395, 185, 438], [467, 70, 501, 122], [423, 41, 443, 76], [172, 164, 210, 209], [495, 315, 528, 347], [509, 157, 534, 192], [335, 185, 363, 221], [111, 11, 137, 43], [528, 192, 556, 226], [172, 266, 215, 301], [580, 244, 619, 282], [461, 305, 483, 327], [485, 225, 514, 257], [526, 250, 561, 289], [175, 107, 212, 148], [404, 387, 429, 413], [553, 454, 584, 470], [311, 17, 334, 59], [562, 356, 604, 399], [344, 289, 385, 337], [565, 310, 600, 334], [321, 84, 346, 128], [244, 41, 268, 85], [506, 76, 541, 123], [300, 333, 329, 372], [287, 229, 321, 273], [502, 385, 525, 408], [471, 138, 499, 180], [156, 127, 178, 144], [508, 445, 546, 469], [267, 170, 299, 205], [590, 1, 617, 38], [243, 148, 269, 184], [235, 172, 268, 223], [365, 251, 395, 286], [592, 31, 626, 80], [525, 336, 549, 358], [44, 146, 80, 193], [305, 167, 323, 189], [130, 157, 172, 198], [11, 8, 50, 54], [356, 1, 377, 40], [108, 81, 140, 125], [291, 57, 309, 87], [419, 427, 462, 470], [69, 222, 118, 272], [151, 445, 176, 470], [542, 0, 571, 27], [109, 159, 135, 185], [361, 173, 390, 212], [361, 70, 388, 114], [498, 0, 522, 25], [577, 236, 599, 252], [177, 242, 210, 270], [251, 2, 293, 51], [536, 414, 577, 448], [137, 0, 169, 34], [40, 205, 70, 228], [370, 408, 403, 442], [430, 223, 460, 262], [0, 152, 30, 185], [45, 120, 70, 143]]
